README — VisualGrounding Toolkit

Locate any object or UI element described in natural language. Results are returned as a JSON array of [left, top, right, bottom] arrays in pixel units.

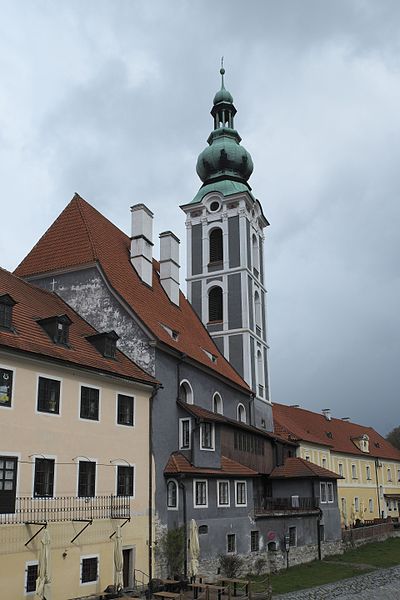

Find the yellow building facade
[[273, 404, 400, 527], [0, 269, 156, 600]]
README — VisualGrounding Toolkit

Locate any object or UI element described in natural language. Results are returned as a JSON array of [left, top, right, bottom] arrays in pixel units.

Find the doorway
[[122, 547, 135, 588]]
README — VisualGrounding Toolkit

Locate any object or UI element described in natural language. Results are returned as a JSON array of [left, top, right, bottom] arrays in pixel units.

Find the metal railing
[[254, 496, 319, 515], [0, 495, 130, 525]]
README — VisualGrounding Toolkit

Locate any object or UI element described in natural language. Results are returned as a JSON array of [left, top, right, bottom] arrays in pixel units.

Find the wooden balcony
[[254, 496, 320, 518], [0, 495, 131, 525]]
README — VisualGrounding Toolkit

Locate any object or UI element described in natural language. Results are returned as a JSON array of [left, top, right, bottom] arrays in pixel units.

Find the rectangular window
[[0, 456, 18, 514], [291, 495, 300, 508], [327, 482, 334, 503], [81, 556, 98, 584], [251, 530, 259, 552], [351, 464, 357, 479], [117, 394, 134, 426], [338, 463, 344, 477], [319, 524, 325, 542], [397, 469, 400, 482], [235, 481, 247, 506], [387, 468, 392, 482], [227, 533, 236, 553], [0, 368, 13, 408], [25, 562, 38, 593], [80, 386, 99, 421], [117, 466, 134, 497], [354, 497, 359, 511], [366, 465, 371, 480], [200, 422, 214, 450], [0, 302, 12, 329], [194, 480, 207, 507], [179, 418, 191, 450], [218, 481, 230, 507], [34, 458, 54, 497], [37, 377, 60, 414], [322, 458, 327, 469], [289, 526, 297, 547], [320, 482, 327, 503], [78, 461, 96, 497], [369, 498, 373, 513]]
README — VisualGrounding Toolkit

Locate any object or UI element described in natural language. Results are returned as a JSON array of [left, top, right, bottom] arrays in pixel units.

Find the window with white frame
[[217, 480, 230, 507], [398, 469, 400, 482], [338, 463, 344, 477], [291, 495, 299, 508], [209, 228, 223, 264], [194, 480, 208, 507], [78, 460, 96, 497], [200, 422, 214, 450], [254, 291, 262, 337], [213, 393, 223, 415], [235, 481, 247, 506], [237, 403, 246, 423], [167, 480, 178, 509], [351, 464, 357, 479], [322, 457, 327, 469], [251, 530, 260, 552], [117, 465, 134, 497], [80, 555, 98, 584], [117, 393, 134, 426], [179, 418, 191, 450], [387, 468, 392, 482], [179, 380, 193, 404], [366, 465, 371, 480], [369, 498, 373, 513], [354, 497, 359, 511]]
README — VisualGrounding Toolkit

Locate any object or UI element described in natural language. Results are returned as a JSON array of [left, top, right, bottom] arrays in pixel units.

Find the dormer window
[[87, 331, 119, 359], [37, 314, 71, 346], [0, 294, 16, 330]]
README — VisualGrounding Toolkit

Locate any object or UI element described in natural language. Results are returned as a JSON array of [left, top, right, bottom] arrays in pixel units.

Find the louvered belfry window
[[208, 287, 223, 322], [209, 228, 223, 263]]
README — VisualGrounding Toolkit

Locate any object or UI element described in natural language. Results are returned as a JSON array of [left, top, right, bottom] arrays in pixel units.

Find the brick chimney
[[159, 231, 180, 306], [130, 204, 153, 287]]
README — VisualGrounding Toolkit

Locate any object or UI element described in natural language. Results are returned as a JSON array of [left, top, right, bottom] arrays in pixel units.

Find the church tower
[[181, 67, 273, 431]]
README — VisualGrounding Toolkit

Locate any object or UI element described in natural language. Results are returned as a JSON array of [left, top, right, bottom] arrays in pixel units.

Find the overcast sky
[[1, 0, 399, 435]]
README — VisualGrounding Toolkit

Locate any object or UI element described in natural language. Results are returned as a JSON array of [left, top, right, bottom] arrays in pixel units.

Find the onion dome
[[196, 66, 254, 188]]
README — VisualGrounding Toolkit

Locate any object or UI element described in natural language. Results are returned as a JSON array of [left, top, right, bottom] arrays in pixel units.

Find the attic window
[[326, 431, 333, 439], [160, 323, 179, 341], [202, 348, 217, 363], [375, 442, 380, 448], [0, 294, 16, 330], [37, 314, 71, 346], [87, 331, 119, 359]]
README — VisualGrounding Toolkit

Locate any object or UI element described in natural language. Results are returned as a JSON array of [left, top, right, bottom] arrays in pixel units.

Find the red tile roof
[[0, 267, 156, 385], [270, 457, 341, 479], [179, 401, 296, 446], [15, 194, 249, 392], [164, 452, 259, 477], [273, 403, 400, 461]]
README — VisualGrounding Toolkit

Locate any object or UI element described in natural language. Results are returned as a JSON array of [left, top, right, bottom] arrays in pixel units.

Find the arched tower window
[[213, 393, 223, 415], [167, 480, 178, 509], [209, 228, 223, 264], [208, 287, 223, 322], [252, 234, 259, 277], [257, 350, 264, 398], [179, 380, 193, 404], [237, 403, 246, 423], [254, 291, 262, 337]]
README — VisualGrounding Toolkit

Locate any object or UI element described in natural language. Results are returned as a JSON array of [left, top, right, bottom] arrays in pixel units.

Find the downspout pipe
[[375, 458, 381, 518], [312, 480, 322, 560], [179, 479, 188, 580], [149, 383, 162, 586]]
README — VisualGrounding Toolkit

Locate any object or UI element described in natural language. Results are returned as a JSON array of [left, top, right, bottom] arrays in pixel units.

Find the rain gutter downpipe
[[375, 458, 382, 518], [149, 383, 162, 586], [179, 478, 188, 580]]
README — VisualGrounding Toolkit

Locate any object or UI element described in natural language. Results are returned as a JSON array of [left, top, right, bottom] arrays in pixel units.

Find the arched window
[[208, 287, 223, 322], [254, 291, 262, 337], [167, 480, 178, 509], [252, 234, 259, 277], [213, 393, 223, 415], [237, 403, 246, 423], [179, 380, 193, 404], [257, 350, 264, 398], [209, 228, 223, 264]]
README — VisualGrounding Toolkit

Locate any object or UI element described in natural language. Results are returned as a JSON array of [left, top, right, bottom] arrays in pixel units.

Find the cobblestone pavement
[[274, 564, 400, 599]]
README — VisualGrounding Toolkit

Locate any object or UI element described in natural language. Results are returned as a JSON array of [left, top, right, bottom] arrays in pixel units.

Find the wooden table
[[153, 592, 181, 600], [160, 580, 183, 591], [216, 578, 249, 596]]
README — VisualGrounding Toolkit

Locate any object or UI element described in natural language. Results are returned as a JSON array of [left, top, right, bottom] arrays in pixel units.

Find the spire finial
[[220, 56, 225, 88]]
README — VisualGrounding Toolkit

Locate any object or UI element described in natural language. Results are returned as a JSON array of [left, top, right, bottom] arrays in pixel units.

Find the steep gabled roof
[[15, 194, 249, 392], [0, 267, 156, 385], [273, 403, 400, 461], [178, 401, 296, 446], [270, 457, 341, 480], [164, 452, 259, 477]]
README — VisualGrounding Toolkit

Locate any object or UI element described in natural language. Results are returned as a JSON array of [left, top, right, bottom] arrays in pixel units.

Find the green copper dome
[[195, 66, 254, 189]]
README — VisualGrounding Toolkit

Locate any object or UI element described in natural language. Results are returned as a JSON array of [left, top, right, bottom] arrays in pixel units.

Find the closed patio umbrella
[[35, 527, 51, 600], [114, 525, 124, 592], [189, 519, 200, 580]]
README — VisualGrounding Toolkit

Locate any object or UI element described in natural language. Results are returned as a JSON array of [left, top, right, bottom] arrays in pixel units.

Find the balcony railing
[[0, 495, 131, 525], [254, 497, 320, 516]]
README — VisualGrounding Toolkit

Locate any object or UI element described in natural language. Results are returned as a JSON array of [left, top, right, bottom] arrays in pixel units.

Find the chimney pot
[[322, 408, 331, 421], [130, 204, 154, 286], [159, 231, 180, 305]]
